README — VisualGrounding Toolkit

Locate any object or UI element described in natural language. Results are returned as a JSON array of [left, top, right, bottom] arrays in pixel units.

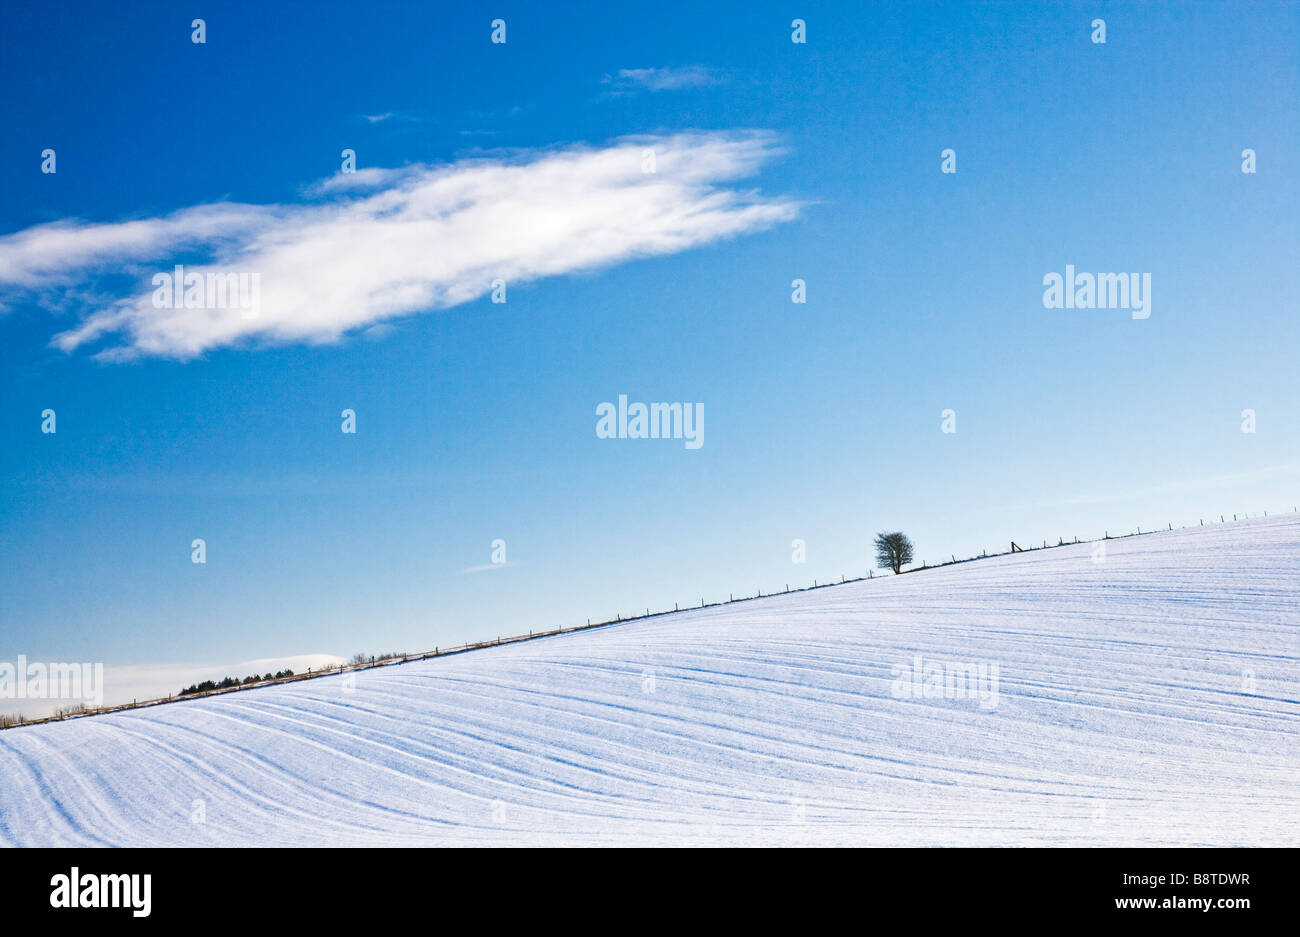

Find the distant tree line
[[176, 651, 410, 697], [178, 669, 294, 697]]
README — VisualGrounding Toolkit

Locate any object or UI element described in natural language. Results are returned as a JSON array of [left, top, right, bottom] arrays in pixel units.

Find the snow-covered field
[[2, 515, 1297, 847]]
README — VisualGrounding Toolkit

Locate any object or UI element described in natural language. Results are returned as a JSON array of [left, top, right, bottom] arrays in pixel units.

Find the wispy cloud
[[603, 65, 722, 93], [457, 562, 516, 575], [988, 462, 1300, 515], [0, 131, 798, 360], [357, 111, 426, 125]]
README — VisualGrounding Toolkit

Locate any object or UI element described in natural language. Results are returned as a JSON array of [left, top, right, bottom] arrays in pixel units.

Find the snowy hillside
[[2, 515, 1297, 847]]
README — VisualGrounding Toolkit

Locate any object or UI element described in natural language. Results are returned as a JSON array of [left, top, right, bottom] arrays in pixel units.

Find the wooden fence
[[2, 508, 1289, 731]]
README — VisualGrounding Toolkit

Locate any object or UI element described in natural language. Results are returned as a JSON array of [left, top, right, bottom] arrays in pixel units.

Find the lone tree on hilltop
[[874, 531, 914, 574]]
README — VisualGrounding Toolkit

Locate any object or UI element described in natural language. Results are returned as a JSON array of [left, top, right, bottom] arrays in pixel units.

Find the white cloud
[[309, 165, 413, 193], [0, 204, 276, 290], [605, 65, 721, 92], [0, 653, 346, 718], [457, 561, 516, 575], [0, 131, 799, 360]]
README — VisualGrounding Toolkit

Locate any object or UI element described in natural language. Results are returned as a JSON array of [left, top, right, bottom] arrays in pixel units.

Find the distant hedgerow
[[178, 668, 295, 697]]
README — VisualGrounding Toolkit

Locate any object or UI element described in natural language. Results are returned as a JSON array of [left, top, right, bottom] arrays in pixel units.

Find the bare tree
[[874, 531, 914, 574]]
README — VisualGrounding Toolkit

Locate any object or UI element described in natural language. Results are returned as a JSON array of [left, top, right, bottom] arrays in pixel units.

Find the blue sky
[[1, 1, 1297, 707]]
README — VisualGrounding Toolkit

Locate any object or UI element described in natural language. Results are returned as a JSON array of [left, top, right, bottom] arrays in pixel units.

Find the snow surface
[[2, 515, 1297, 846]]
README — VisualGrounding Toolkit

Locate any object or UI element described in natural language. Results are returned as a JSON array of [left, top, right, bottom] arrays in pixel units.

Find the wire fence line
[[3, 508, 1290, 731]]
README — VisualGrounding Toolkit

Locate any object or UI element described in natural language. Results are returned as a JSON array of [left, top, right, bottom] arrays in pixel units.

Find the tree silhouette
[[874, 531, 914, 574]]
